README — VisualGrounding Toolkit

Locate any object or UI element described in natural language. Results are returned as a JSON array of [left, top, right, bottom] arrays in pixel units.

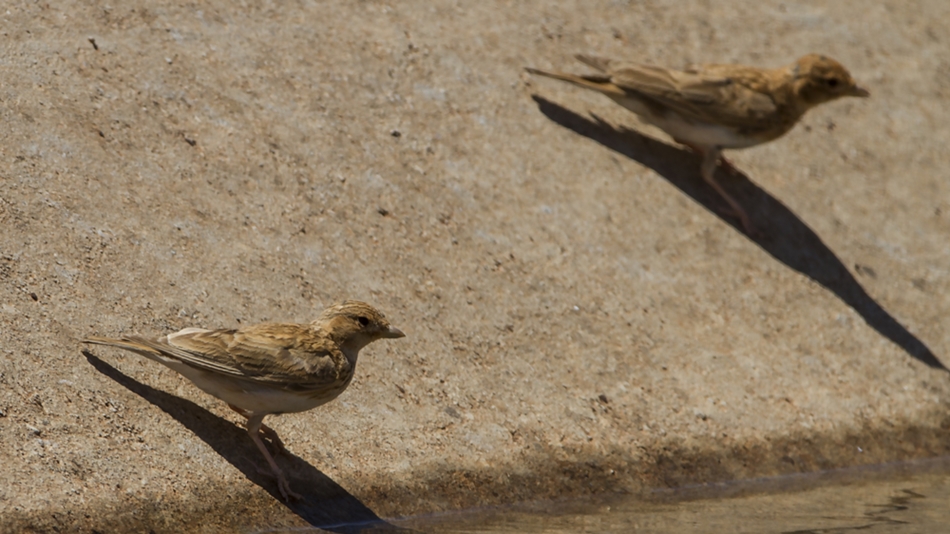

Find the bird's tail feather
[[524, 67, 624, 97], [82, 336, 168, 363]]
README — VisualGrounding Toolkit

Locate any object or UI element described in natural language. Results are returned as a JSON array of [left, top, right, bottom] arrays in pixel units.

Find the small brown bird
[[526, 54, 869, 233], [83, 300, 405, 501]]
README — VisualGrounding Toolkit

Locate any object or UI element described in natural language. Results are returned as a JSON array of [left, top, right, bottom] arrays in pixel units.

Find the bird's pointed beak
[[383, 325, 406, 339], [849, 85, 870, 98]]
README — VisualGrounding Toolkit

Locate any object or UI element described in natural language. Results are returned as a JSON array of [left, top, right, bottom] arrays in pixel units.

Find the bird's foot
[[255, 464, 302, 501], [277, 474, 303, 502]]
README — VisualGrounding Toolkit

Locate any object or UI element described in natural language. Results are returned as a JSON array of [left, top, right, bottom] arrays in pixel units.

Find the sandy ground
[[2, 0, 950, 531]]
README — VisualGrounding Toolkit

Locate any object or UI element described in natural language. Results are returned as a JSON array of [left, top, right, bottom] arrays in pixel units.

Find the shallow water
[[390, 457, 950, 534]]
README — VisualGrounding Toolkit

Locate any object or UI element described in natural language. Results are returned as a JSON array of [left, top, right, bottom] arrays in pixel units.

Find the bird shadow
[[82, 350, 420, 533], [531, 95, 946, 371]]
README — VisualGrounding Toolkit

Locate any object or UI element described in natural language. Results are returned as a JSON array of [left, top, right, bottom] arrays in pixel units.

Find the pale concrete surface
[[1, 1, 949, 532]]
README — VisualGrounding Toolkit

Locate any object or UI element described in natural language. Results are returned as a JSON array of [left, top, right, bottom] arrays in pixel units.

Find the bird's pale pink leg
[[228, 404, 289, 456], [246, 414, 301, 501], [258, 425, 288, 455], [698, 147, 756, 235]]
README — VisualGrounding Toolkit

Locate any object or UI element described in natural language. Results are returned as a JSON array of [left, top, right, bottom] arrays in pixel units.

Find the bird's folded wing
[[140, 324, 342, 387], [608, 63, 778, 128], [228, 324, 344, 385]]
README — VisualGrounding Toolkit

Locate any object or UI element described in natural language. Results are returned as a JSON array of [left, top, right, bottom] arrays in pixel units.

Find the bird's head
[[792, 54, 869, 107], [315, 300, 405, 351]]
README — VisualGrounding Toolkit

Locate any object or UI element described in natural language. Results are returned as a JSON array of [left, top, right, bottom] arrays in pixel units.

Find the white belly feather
[[613, 95, 760, 149]]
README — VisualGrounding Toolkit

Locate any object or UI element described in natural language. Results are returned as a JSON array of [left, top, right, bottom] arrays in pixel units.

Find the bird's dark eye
[[824, 78, 839, 88], [357, 316, 370, 327]]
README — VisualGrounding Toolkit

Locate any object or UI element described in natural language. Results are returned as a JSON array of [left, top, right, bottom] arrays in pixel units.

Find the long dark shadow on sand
[[83, 351, 419, 534], [532, 95, 945, 371]]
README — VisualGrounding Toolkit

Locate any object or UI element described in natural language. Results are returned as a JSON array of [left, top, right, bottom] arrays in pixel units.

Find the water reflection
[[396, 458, 950, 533]]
